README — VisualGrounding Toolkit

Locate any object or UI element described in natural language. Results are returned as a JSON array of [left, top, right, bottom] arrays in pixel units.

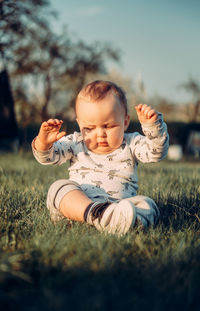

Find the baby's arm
[[32, 119, 73, 166], [132, 104, 169, 163]]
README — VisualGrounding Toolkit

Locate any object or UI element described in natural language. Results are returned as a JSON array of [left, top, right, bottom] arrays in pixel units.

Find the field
[[0, 152, 200, 311]]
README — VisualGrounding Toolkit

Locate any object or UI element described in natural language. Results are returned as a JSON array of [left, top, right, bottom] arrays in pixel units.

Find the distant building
[[187, 131, 200, 158]]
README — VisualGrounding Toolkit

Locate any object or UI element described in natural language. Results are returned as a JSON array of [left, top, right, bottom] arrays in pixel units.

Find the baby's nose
[[97, 127, 106, 137]]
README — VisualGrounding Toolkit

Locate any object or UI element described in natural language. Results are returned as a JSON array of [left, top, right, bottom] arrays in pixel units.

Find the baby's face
[[76, 93, 130, 154]]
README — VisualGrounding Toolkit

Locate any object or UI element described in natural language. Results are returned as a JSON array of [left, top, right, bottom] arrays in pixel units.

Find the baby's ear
[[124, 114, 130, 130]]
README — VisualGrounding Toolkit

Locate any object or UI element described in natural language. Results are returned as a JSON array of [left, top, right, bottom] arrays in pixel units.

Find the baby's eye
[[105, 124, 115, 129], [84, 127, 93, 131]]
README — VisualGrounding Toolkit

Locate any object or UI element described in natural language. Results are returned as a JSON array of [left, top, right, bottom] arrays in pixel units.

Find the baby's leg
[[128, 195, 160, 227], [46, 179, 136, 235], [47, 179, 92, 223]]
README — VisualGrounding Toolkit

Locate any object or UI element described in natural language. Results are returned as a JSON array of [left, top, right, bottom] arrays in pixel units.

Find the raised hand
[[35, 119, 66, 151], [135, 104, 158, 123]]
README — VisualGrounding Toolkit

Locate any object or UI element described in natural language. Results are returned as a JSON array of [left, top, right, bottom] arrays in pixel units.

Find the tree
[[180, 78, 200, 122], [0, 0, 54, 64], [1, 0, 120, 130], [0, 0, 54, 146], [0, 69, 18, 147], [12, 30, 120, 122]]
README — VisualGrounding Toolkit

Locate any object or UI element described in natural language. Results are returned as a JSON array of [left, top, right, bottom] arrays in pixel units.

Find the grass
[[0, 152, 200, 311]]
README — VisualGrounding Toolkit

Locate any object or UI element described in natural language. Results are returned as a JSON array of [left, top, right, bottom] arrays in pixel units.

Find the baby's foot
[[86, 199, 136, 235]]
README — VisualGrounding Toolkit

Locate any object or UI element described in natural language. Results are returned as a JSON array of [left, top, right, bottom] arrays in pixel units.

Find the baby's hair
[[76, 80, 128, 115]]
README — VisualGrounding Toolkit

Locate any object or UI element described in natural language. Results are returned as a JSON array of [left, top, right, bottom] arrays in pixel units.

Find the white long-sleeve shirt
[[32, 113, 169, 202]]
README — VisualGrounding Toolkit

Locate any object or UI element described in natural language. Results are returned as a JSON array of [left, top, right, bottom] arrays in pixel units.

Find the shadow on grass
[[1, 250, 200, 311]]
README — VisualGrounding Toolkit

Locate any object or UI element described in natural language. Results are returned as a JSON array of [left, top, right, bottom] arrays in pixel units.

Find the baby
[[32, 80, 169, 235]]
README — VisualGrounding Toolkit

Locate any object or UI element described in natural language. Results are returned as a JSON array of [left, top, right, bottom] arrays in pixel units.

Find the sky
[[49, 0, 200, 102]]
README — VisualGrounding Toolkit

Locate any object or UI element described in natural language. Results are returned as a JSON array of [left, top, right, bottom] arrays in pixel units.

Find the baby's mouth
[[98, 142, 108, 146]]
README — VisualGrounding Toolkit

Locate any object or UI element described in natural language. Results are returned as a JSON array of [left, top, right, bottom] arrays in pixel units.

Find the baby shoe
[[86, 199, 136, 235]]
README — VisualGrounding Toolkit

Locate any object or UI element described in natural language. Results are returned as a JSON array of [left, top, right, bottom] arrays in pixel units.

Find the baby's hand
[[35, 119, 66, 151], [135, 104, 158, 123]]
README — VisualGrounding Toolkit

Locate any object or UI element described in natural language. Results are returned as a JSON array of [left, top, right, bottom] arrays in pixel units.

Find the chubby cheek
[[108, 136, 123, 148], [82, 131, 96, 149], [107, 128, 124, 147]]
